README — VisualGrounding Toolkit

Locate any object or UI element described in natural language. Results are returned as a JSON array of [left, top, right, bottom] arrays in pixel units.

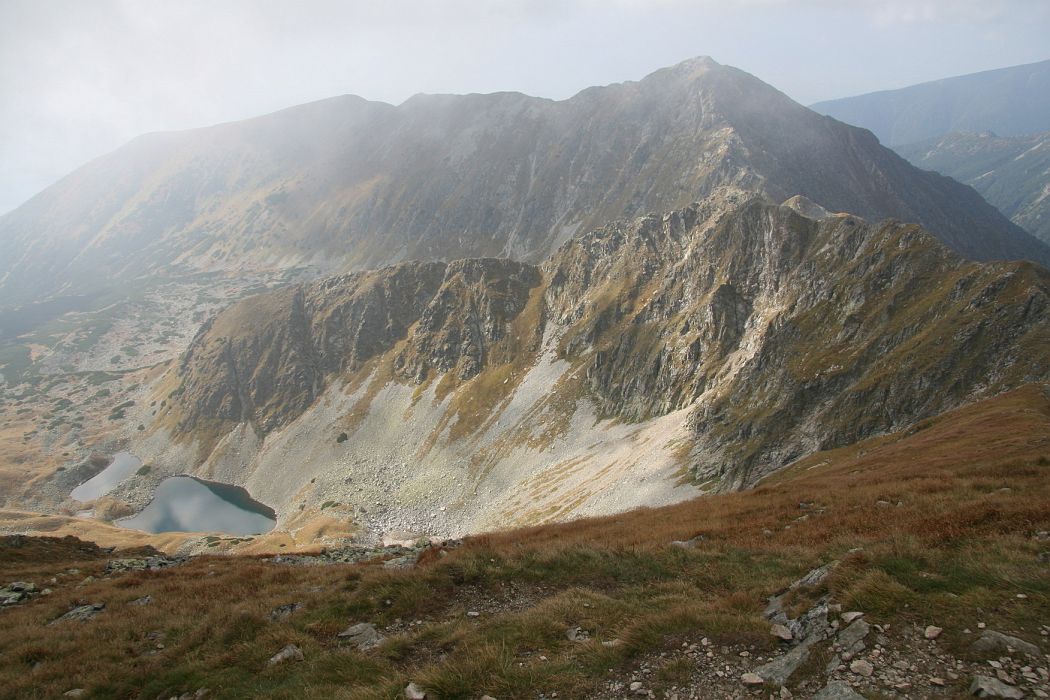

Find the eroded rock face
[[393, 259, 542, 382], [173, 261, 449, 437], [161, 192, 1050, 497]]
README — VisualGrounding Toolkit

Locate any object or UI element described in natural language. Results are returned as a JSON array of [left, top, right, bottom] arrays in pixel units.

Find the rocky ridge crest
[[157, 191, 1050, 505], [2, 57, 1047, 309]]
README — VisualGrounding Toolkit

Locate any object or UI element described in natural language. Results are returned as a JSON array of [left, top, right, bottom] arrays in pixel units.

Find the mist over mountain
[[2, 56, 1047, 312], [3, 38, 1050, 699], [812, 59, 1050, 146], [4, 0, 1050, 690]]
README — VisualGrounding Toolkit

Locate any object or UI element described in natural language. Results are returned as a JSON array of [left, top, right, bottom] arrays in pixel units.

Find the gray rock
[[50, 603, 104, 624], [972, 630, 1041, 658], [267, 644, 304, 666], [770, 623, 793, 641], [7, 581, 36, 592], [849, 659, 874, 677], [790, 600, 830, 642], [811, 681, 866, 700], [269, 601, 303, 620], [671, 535, 704, 549], [796, 563, 836, 588], [1, 581, 38, 606], [106, 556, 180, 573], [764, 566, 836, 646], [753, 641, 812, 686], [337, 622, 383, 650], [404, 682, 427, 699], [130, 595, 153, 606], [969, 675, 1025, 698], [566, 626, 590, 642], [925, 625, 943, 639], [383, 554, 417, 569], [740, 672, 764, 686], [63, 690, 86, 698], [0, 590, 25, 606], [837, 619, 870, 652]]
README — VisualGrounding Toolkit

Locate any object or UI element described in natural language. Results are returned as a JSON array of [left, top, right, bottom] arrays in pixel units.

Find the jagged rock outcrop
[[393, 259, 542, 383], [171, 259, 541, 437], [159, 192, 1050, 497], [3, 57, 1048, 309]]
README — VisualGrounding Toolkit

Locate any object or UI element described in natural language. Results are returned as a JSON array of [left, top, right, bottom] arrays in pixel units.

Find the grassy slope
[[0, 385, 1048, 699]]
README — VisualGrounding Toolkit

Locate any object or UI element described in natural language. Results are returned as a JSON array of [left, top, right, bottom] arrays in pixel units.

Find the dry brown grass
[[0, 384, 1047, 699]]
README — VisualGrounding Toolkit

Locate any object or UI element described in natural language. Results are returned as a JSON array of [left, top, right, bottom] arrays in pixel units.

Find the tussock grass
[[0, 385, 1048, 698]]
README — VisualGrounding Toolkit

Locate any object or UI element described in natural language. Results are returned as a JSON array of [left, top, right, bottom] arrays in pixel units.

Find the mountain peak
[[662, 54, 721, 75], [1, 56, 1047, 311], [781, 195, 837, 221]]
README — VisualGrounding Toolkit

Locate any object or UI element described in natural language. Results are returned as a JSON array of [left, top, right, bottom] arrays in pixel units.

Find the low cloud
[[0, 0, 1046, 214]]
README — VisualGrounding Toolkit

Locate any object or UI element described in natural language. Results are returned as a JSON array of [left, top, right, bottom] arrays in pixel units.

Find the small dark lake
[[117, 476, 276, 535]]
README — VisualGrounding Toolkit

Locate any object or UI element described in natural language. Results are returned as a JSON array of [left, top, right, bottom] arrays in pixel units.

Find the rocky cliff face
[[3, 57, 1047, 309], [147, 192, 1050, 536], [172, 262, 449, 438]]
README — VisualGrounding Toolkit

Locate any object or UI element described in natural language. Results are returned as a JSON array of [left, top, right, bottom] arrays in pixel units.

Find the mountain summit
[[1, 57, 1047, 308]]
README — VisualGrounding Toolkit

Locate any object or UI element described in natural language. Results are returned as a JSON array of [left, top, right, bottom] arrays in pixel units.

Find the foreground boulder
[[972, 630, 1042, 658], [0, 581, 37, 606], [49, 603, 104, 625], [970, 675, 1025, 698], [267, 644, 304, 666], [811, 681, 866, 700], [337, 622, 384, 650]]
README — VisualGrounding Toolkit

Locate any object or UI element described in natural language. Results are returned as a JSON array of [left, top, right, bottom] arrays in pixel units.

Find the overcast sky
[[1, 0, 1048, 215]]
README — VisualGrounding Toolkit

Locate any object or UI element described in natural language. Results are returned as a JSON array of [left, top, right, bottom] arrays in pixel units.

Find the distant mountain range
[[2, 56, 1047, 311], [897, 131, 1050, 246], [812, 59, 1050, 146]]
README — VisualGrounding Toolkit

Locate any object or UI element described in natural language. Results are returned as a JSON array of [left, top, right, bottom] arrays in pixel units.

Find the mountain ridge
[[2, 56, 1048, 310], [812, 58, 1050, 145], [129, 191, 1049, 539]]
